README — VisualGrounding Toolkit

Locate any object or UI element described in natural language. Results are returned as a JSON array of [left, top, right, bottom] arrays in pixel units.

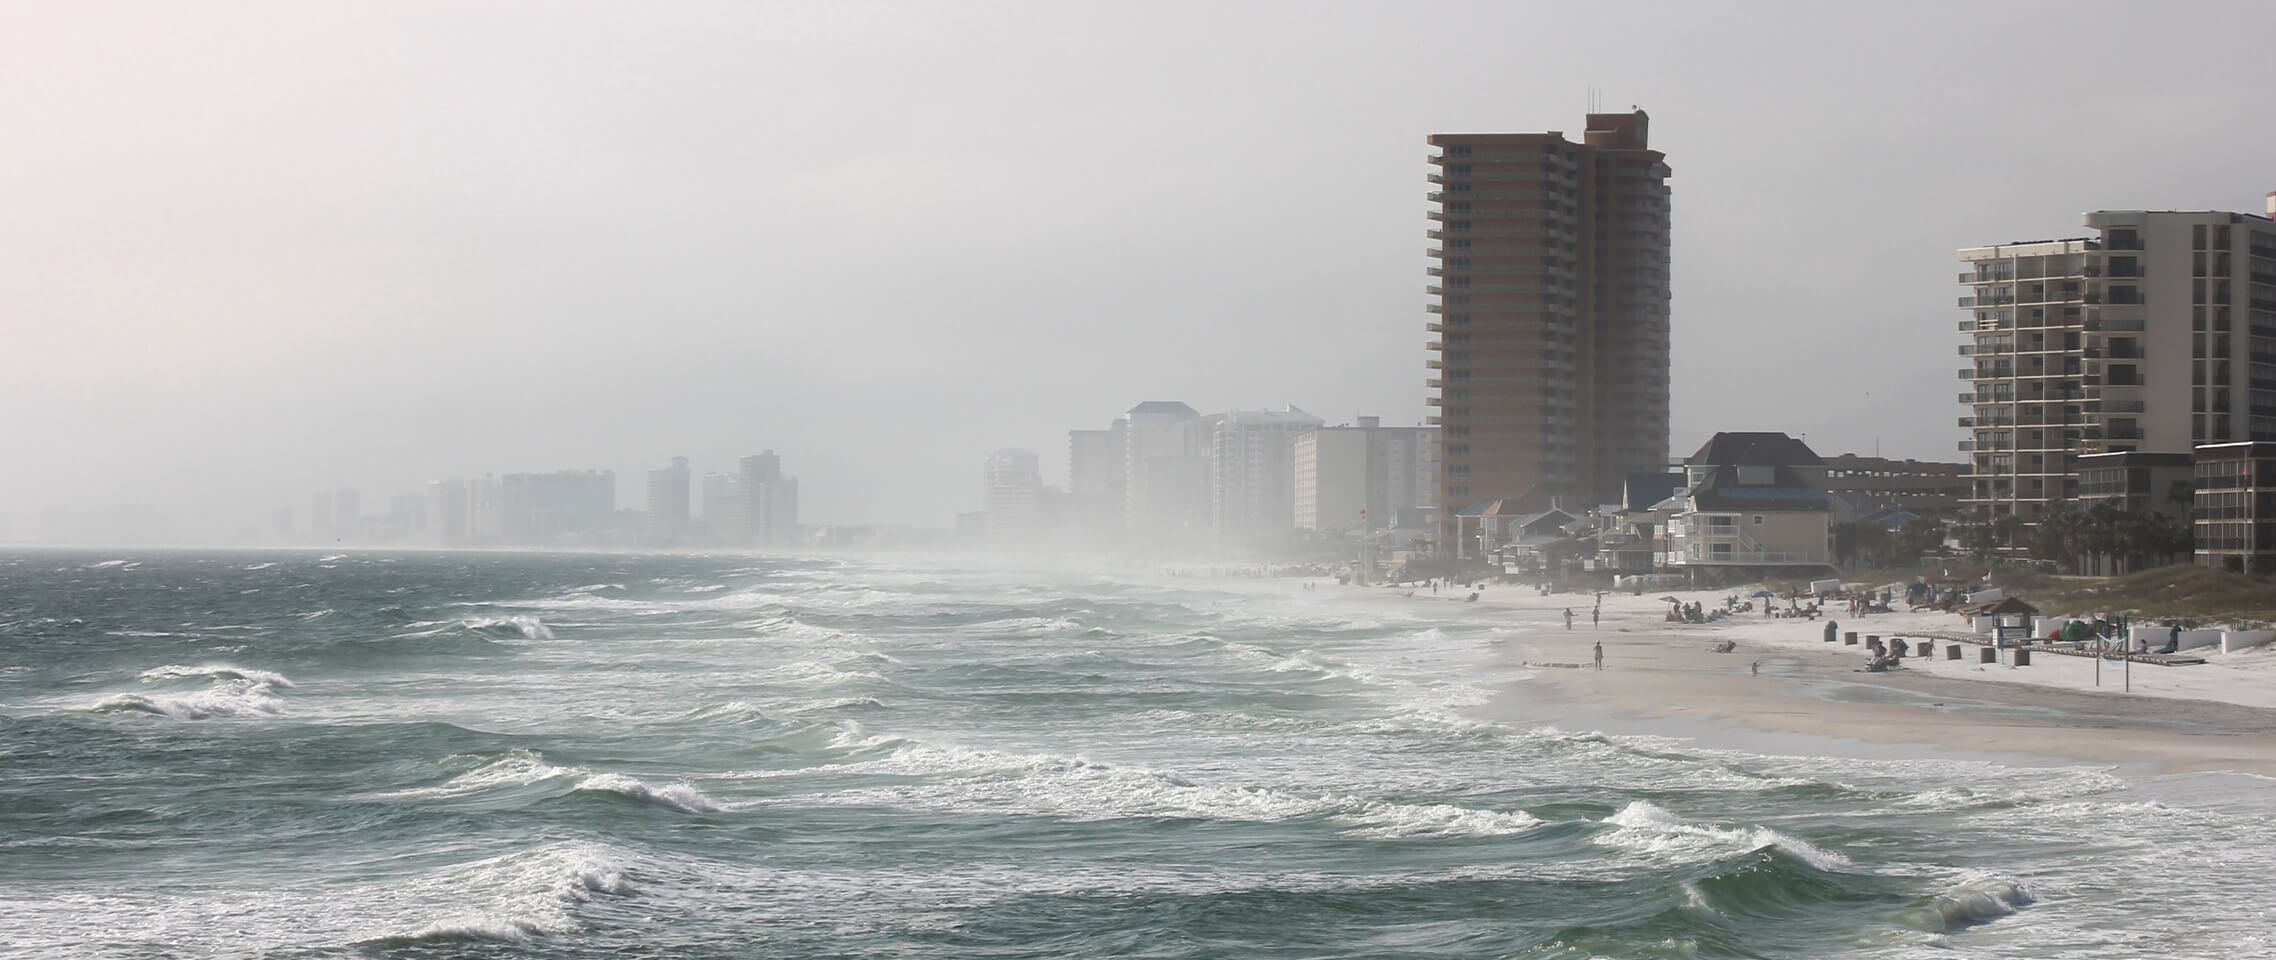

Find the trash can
[[1845, 631, 1858, 645], [1946, 644, 1962, 660], [1915, 640, 1934, 658], [2014, 647, 2031, 666], [1979, 647, 1997, 664]]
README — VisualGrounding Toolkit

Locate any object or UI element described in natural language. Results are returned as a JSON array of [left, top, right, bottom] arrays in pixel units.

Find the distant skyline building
[[647, 456, 692, 543], [1427, 110, 1672, 554], [699, 471, 741, 543], [429, 477, 470, 547], [310, 493, 333, 545], [982, 448, 1043, 541], [1068, 419, 1127, 544], [1206, 406, 1324, 541], [1122, 401, 1209, 545], [500, 470, 616, 545], [333, 488, 361, 541], [1957, 207, 2276, 525], [385, 492, 427, 541], [1293, 417, 1439, 532], [737, 451, 799, 546], [1819, 453, 1969, 518]]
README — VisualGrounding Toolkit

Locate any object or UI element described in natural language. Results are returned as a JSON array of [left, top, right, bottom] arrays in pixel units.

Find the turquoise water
[[2, 550, 2269, 958]]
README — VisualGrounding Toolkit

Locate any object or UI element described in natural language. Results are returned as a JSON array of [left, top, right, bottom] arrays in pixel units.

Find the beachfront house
[[1661, 432, 1835, 576]]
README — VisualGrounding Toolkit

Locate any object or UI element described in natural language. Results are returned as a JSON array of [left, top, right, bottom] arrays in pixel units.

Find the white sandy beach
[[1350, 578, 2276, 776]]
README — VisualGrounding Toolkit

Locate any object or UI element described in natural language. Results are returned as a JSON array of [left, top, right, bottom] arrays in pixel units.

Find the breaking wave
[[1902, 874, 2036, 932], [374, 751, 721, 814], [1598, 800, 1855, 873], [92, 664, 294, 720], [463, 615, 554, 641]]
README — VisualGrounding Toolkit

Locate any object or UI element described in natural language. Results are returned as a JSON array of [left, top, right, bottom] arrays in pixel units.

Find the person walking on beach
[[1592, 640, 1604, 670], [1563, 608, 1575, 630]]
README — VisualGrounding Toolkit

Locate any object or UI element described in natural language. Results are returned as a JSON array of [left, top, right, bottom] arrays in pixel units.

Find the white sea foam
[[574, 773, 722, 813], [683, 700, 773, 724], [378, 842, 634, 946], [93, 665, 293, 720], [138, 664, 295, 688], [1598, 800, 1854, 872], [374, 752, 721, 813], [784, 737, 1537, 837], [463, 615, 554, 641], [88, 559, 133, 568], [1336, 800, 1543, 839], [754, 660, 886, 688], [791, 696, 886, 712], [378, 752, 580, 799]]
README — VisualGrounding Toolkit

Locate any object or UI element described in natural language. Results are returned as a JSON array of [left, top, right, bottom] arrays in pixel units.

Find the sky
[[5, 1, 2275, 534]]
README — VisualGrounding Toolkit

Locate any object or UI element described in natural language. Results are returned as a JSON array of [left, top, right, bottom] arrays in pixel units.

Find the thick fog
[[6, 1, 2274, 539]]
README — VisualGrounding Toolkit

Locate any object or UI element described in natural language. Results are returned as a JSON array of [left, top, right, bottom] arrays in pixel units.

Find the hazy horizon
[[9, 1, 2276, 536]]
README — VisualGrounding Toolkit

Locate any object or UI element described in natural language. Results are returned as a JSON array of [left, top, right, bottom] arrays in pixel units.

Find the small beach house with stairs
[[1662, 432, 1835, 577]]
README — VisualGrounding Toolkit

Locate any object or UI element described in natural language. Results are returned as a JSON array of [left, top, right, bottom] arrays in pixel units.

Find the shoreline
[[1358, 580, 2276, 777]]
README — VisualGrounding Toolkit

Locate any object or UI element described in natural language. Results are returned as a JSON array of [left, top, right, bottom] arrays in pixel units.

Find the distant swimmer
[[1592, 640, 1604, 670], [1564, 608, 1575, 630]]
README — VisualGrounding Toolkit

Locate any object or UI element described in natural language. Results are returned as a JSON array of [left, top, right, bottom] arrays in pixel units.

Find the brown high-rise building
[[1426, 111, 1672, 556]]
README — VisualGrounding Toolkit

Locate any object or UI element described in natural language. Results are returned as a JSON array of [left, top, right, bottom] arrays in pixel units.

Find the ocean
[[1, 549, 2270, 959]]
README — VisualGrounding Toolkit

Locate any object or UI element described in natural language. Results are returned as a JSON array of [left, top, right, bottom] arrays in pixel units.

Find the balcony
[[1426, 322, 1443, 333], [1958, 296, 1976, 307], [1957, 416, 1974, 428], [1426, 358, 1443, 369], [1425, 340, 1443, 351]]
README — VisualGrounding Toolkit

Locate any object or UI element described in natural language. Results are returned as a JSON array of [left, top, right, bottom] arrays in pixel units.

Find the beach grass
[[1990, 564, 2275, 624]]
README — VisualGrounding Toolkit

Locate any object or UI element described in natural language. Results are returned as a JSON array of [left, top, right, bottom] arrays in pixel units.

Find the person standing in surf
[[1592, 639, 1604, 670]]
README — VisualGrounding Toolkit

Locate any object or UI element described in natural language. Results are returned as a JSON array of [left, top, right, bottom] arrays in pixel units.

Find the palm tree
[[2033, 500, 2082, 572]]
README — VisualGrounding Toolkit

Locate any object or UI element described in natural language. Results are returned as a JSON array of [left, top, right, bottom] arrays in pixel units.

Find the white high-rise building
[[1207, 406, 1323, 540], [737, 451, 799, 547], [647, 456, 692, 543], [1294, 417, 1439, 532], [1958, 208, 2276, 525], [1123, 401, 1208, 545], [1068, 420, 1126, 544], [982, 448, 1043, 541], [699, 472, 740, 543]]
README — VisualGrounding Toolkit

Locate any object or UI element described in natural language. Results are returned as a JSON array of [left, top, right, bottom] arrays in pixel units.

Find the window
[[1736, 465, 1775, 485], [1752, 515, 1764, 525]]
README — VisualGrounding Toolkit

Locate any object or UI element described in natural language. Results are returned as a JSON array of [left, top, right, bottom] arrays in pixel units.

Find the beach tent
[[1965, 596, 2039, 619]]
